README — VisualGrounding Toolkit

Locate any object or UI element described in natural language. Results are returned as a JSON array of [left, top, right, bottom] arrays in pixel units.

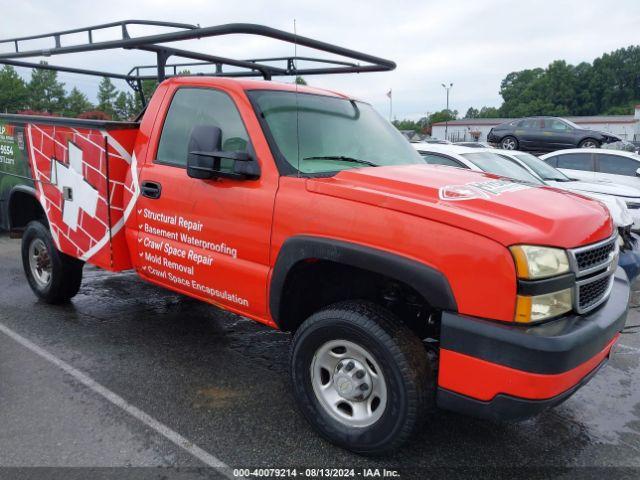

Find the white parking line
[[0, 321, 240, 479]]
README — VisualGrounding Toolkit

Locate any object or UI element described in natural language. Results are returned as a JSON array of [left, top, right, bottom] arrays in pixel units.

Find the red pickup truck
[[0, 22, 629, 454]]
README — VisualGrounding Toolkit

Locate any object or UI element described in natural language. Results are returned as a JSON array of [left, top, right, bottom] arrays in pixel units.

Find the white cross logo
[[50, 142, 99, 231]]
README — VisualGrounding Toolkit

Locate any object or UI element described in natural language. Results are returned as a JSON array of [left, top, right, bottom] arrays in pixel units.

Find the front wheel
[[579, 138, 600, 148], [21, 220, 84, 304], [290, 301, 434, 455], [500, 136, 518, 150]]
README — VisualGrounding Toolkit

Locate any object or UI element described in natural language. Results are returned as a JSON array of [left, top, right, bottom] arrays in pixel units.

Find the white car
[[540, 148, 640, 193], [412, 143, 637, 231], [539, 148, 640, 227], [493, 149, 640, 230]]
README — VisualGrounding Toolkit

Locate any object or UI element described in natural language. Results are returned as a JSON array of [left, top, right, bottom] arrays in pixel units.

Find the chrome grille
[[574, 242, 615, 271], [568, 234, 619, 314], [578, 275, 613, 311]]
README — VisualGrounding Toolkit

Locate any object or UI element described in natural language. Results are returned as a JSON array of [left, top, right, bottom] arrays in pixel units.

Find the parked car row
[[412, 142, 640, 279], [487, 116, 621, 152], [540, 148, 640, 222]]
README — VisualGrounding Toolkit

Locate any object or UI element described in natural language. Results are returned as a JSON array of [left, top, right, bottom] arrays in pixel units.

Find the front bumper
[[436, 267, 629, 420]]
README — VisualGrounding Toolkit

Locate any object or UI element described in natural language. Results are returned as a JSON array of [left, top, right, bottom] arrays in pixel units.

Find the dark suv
[[487, 117, 621, 152]]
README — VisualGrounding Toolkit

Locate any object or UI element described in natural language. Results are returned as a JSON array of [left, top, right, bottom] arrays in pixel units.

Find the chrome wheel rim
[[28, 238, 52, 288], [311, 339, 387, 428], [501, 138, 516, 150], [581, 141, 597, 148]]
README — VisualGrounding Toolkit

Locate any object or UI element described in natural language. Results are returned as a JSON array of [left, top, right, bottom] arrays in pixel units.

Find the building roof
[[432, 115, 636, 127]]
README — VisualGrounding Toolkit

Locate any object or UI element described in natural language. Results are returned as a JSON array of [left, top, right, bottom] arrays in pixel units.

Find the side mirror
[[186, 125, 259, 180]]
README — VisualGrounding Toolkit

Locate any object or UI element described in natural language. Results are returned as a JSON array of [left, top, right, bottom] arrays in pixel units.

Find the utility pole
[[441, 83, 453, 140]]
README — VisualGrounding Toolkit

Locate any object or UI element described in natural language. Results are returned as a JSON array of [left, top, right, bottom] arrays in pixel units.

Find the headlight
[[510, 245, 570, 279], [515, 289, 573, 323]]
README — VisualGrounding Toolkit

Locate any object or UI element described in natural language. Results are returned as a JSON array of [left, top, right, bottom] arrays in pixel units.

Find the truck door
[[135, 86, 277, 319]]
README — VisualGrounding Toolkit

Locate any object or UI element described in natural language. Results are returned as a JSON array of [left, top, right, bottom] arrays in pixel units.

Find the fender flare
[[6, 185, 40, 230], [269, 235, 457, 327]]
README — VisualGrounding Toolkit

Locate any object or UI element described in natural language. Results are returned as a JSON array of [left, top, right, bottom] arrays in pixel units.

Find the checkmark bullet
[[137, 208, 142, 214]]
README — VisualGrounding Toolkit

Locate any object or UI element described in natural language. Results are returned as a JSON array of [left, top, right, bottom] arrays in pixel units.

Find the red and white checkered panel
[[26, 123, 138, 271]]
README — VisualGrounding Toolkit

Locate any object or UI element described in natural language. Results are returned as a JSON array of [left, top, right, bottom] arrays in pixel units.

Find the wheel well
[[276, 259, 438, 339], [9, 191, 45, 237]]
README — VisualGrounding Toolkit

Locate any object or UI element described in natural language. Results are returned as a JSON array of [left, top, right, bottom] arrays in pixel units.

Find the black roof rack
[[0, 20, 395, 106]]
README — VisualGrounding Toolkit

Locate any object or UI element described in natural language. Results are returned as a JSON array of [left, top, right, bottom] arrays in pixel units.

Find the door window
[[543, 119, 571, 131], [556, 153, 595, 171], [156, 88, 250, 169], [521, 118, 540, 129], [596, 154, 640, 176]]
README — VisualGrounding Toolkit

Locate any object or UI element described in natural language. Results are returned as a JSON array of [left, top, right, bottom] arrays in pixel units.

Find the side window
[[597, 154, 639, 176], [420, 153, 465, 168], [156, 88, 250, 168], [544, 156, 558, 167], [544, 119, 570, 131], [522, 119, 540, 130], [556, 153, 594, 171]]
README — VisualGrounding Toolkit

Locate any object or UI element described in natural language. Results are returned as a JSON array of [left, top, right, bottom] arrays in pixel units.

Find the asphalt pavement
[[0, 234, 639, 479]]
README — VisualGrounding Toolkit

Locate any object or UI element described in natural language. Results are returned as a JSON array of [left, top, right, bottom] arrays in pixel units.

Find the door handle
[[141, 180, 162, 199]]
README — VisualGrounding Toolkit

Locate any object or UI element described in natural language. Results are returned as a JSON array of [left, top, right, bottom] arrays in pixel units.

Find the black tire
[[21, 220, 84, 304], [290, 301, 434, 455], [579, 138, 600, 148], [500, 135, 519, 150]]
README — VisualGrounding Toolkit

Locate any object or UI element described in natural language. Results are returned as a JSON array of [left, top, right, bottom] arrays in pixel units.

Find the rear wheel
[[21, 220, 84, 304], [579, 138, 600, 148], [500, 136, 518, 150], [290, 301, 435, 455]]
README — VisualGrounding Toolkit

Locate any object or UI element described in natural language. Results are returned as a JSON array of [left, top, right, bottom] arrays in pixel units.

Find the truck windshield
[[248, 90, 423, 174]]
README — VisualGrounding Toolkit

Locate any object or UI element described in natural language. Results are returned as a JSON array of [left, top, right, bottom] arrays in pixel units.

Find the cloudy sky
[[1, 0, 639, 119]]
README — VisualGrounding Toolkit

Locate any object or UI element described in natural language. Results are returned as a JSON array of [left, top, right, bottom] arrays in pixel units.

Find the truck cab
[[0, 21, 630, 454]]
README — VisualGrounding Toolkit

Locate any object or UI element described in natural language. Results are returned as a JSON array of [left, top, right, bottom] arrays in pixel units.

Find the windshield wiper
[[543, 177, 573, 182], [302, 155, 378, 167]]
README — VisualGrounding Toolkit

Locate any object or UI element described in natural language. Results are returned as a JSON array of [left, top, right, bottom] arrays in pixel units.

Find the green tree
[[113, 91, 137, 120], [465, 107, 479, 119], [97, 77, 117, 117], [132, 79, 158, 113], [478, 106, 501, 118], [64, 87, 93, 117], [27, 63, 67, 114], [429, 109, 457, 124], [497, 45, 640, 117], [295, 76, 307, 85], [0, 66, 28, 113]]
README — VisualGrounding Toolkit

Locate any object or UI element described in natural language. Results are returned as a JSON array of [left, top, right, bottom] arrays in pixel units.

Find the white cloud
[[1, 0, 639, 118]]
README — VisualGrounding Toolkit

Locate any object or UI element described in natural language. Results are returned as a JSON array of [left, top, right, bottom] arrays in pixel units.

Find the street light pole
[[441, 82, 453, 141]]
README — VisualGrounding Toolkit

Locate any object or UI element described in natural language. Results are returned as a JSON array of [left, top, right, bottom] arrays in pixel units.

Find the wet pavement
[[0, 234, 639, 478]]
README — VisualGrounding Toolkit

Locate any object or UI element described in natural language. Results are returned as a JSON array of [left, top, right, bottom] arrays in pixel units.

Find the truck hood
[[306, 165, 613, 248], [545, 179, 640, 199]]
